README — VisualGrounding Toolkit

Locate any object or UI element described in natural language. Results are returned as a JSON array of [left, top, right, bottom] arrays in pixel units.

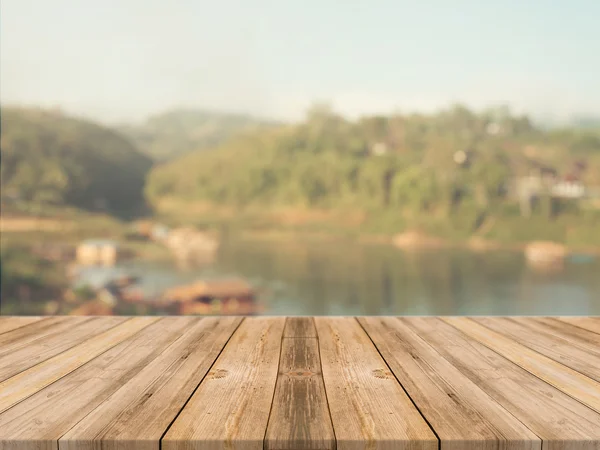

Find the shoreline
[[235, 228, 600, 256], [3, 210, 599, 258]]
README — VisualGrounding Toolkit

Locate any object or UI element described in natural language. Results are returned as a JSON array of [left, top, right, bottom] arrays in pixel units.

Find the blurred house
[[551, 180, 586, 199], [371, 142, 388, 156], [76, 239, 120, 266], [513, 160, 593, 216]]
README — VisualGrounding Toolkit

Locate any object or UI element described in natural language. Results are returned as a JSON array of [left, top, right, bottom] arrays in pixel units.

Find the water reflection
[[212, 238, 600, 315], [73, 237, 600, 315]]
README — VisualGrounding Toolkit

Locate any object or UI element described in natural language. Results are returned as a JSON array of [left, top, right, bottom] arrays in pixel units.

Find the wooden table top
[[0, 316, 599, 450]]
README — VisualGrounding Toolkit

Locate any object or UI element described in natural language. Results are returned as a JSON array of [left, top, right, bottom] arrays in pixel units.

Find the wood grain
[[0, 317, 193, 450], [517, 317, 600, 352], [0, 316, 599, 450], [265, 318, 335, 450], [283, 317, 317, 338], [473, 316, 600, 382], [315, 317, 438, 450], [0, 316, 81, 352], [555, 317, 600, 335], [0, 316, 126, 382], [443, 317, 600, 414], [359, 316, 540, 450], [0, 316, 157, 414], [60, 316, 242, 450], [0, 316, 44, 335], [404, 317, 600, 449], [162, 317, 286, 450]]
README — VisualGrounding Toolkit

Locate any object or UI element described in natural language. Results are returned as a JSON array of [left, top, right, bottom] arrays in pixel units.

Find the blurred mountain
[[117, 109, 279, 162], [1, 106, 153, 216]]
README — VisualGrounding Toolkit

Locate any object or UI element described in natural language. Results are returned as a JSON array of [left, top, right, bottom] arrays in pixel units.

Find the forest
[[2, 104, 600, 245], [146, 105, 600, 245], [1, 107, 152, 218]]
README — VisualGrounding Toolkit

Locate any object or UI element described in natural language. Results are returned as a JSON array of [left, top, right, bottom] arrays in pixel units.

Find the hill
[[118, 109, 277, 161], [1, 106, 153, 217], [146, 104, 600, 245]]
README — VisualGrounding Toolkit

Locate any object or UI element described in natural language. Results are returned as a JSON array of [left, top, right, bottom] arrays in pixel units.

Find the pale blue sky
[[1, 0, 599, 123]]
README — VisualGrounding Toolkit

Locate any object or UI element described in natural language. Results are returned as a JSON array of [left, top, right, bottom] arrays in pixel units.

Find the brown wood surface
[[0, 316, 126, 382], [265, 318, 335, 450], [0, 316, 599, 450], [60, 317, 242, 450], [0, 317, 185, 450], [283, 316, 318, 338], [517, 317, 600, 352], [555, 316, 600, 335], [0, 317, 44, 335], [0, 316, 158, 415], [0, 316, 83, 353], [162, 317, 286, 450], [405, 317, 600, 449], [473, 316, 600, 382], [359, 316, 540, 450], [443, 316, 600, 414], [315, 317, 438, 450]]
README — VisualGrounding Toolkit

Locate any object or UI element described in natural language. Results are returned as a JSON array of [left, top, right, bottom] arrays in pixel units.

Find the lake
[[77, 237, 600, 315]]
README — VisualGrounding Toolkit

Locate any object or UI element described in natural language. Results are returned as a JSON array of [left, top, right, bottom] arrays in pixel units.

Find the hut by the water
[[157, 278, 258, 315], [76, 239, 120, 266]]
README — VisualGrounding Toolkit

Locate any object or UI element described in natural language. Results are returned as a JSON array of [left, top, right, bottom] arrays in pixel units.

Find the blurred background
[[1, 0, 599, 316]]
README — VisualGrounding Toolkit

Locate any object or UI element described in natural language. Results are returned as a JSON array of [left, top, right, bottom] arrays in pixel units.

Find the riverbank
[[3, 205, 600, 263], [152, 199, 600, 252], [234, 228, 600, 257]]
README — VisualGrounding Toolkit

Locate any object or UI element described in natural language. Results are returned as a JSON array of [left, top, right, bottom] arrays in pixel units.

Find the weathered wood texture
[[556, 316, 600, 335], [162, 317, 286, 450], [60, 317, 242, 450], [358, 317, 540, 450], [265, 318, 335, 450], [315, 317, 438, 450], [0, 316, 599, 450], [443, 316, 600, 414], [410, 317, 600, 450], [0, 316, 44, 335]]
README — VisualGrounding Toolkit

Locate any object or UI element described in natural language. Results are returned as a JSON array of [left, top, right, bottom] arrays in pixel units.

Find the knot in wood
[[207, 368, 229, 379], [284, 370, 315, 377], [372, 368, 393, 379]]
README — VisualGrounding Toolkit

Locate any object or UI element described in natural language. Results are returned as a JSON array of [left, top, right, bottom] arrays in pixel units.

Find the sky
[[1, 0, 599, 124]]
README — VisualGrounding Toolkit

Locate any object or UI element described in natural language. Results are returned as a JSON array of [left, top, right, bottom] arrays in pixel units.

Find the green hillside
[[147, 104, 600, 245], [1, 106, 153, 217], [118, 109, 276, 161]]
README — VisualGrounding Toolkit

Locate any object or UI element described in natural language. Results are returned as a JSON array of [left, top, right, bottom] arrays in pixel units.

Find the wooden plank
[[0, 316, 127, 382], [0, 316, 81, 350], [60, 316, 242, 450], [473, 317, 600, 382], [0, 316, 157, 414], [556, 317, 600, 335], [283, 317, 317, 338], [315, 317, 437, 450], [0, 317, 44, 335], [358, 316, 540, 450], [162, 317, 286, 450], [265, 318, 335, 450], [0, 317, 196, 450], [516, 317, 600, 352], [443, 317, 600, 414], [403, 317, 600, 449]]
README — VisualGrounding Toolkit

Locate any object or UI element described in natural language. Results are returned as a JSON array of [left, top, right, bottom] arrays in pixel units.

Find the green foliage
[[146, 104, 600, 244], [0, 242, 66, 314], [1, 107, 153, 217]]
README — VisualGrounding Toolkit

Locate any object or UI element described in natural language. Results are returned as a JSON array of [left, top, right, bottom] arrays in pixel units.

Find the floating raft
[[0, 316, 600, 449]]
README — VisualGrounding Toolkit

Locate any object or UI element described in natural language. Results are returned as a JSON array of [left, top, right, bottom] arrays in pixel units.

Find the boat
[[156, 278, 260, 315]]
